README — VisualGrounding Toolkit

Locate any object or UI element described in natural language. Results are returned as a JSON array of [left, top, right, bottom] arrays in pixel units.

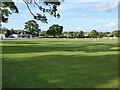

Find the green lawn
[[2, 38, 119, 88]]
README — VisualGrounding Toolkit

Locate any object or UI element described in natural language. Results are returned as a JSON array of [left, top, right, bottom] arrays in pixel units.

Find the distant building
[[107, 34, 113, 37], [9, 34, 33, 38], [84, 33, 89, 38], [0, 34, 5, 39]]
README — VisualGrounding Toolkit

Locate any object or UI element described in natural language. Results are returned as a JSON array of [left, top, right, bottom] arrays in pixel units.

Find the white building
[[0, 34, 5, 39], [9, 34, 32, 38], [84, 33, 89, 37]]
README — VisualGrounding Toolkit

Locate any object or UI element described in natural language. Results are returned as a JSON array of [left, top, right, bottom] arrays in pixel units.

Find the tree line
[[0, 23, 120, 38], [41, 29, 120, 38], [1, 1, 119, 39]]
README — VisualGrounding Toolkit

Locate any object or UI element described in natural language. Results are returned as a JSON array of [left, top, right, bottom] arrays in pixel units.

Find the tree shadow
[[2, 54, 118, 88], [2, 43, 119, 54]]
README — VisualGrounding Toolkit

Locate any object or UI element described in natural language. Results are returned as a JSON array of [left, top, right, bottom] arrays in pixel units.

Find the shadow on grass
[[2, 43, 119, 54], [3, 54, 118, 88]]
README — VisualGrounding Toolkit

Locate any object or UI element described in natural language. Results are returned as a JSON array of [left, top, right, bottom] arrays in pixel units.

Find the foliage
[[73, 32, 79, 37], [5, 29, 11, 37], [47, 24, 63, 37], [98, 32, 110, 38], [112, 30, 120, 37], [40, 31, 47, 37], [89, 30, 98, 38], [1, 26, 120, 38], [1, 2, 19, 23], [1, 0, 62, 24], [24, 20, 40, 36], [68, 31, 74, 37], [79, 31, 84, 37]]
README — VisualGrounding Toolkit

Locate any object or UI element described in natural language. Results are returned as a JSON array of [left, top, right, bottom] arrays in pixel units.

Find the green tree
[[73, 32, 79, 37], [1, 2, 19, 23], [17, 29, 22, 34], [102, 32, 107, 37], [98, 32, 104, 38], [112, 30, 120, 37], [24, 20, 40, 36], [79, 31, 84, 37], [89, 30, 98, 38], [40, 31, 47, 37], [47, 24, 63, 37], [0, 27, 7, 34], [68, 31, 74, 37], [10, 28, 15, 34], [1, 0, 62, 24]]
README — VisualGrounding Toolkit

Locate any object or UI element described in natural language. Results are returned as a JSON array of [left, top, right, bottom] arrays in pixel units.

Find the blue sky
[[2, 0, 118, 32]]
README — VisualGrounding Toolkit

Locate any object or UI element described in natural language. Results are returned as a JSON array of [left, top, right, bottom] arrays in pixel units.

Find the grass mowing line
[[3, 51, 118, 60], [2, 38, 118, 88], [95, 78, 118, 88]]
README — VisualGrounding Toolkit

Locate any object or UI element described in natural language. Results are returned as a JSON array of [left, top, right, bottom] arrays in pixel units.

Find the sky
[[2, 0, 119, 32]]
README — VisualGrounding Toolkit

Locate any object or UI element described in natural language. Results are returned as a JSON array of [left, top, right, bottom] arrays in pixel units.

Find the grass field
[[2, 38, 119, 88]]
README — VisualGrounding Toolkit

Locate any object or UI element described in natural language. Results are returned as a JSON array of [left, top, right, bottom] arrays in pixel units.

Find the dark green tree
[[40, 31, 47, 37], [47, 24, 63, 37], [112, 30, 120, 37], [98, 32, 104, 38], [89, 30, 98, 38], [24, 20, 40, 36], [10, 28, 15, 34], [0, 27, 7, 34], [73, 32, 79, 37], [1, 1, 19, 23], [68, 31, 74, 37], [1, 0, 62, 24], [5, 29, 11, 37], [79, 31, 84, 37], [62, 32, 67, 37]]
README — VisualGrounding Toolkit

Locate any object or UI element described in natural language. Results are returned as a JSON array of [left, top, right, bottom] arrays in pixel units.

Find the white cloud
[[88, 1, 118, 12], [63, 26, 82, 31], [106, 22, 117, 27], [80, 22, 118, 32], [80, 14, 87, 17], [105, 22, 118, 30], [58, 2, 82, 11], [66, 0, 119, 2]]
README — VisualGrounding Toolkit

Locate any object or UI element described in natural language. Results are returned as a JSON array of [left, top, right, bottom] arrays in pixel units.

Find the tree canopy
[[1, 26, 120, 38], [89, 30, 98, 38], [47, 24, 63, 37], [24, 20, 40, 36], [1, 2, 19, 23], [112, 30, 120, 37], [1, 0, 62, 24]]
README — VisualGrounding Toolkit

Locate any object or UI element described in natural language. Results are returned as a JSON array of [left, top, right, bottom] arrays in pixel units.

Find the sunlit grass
[[2, 38, 118, 88]]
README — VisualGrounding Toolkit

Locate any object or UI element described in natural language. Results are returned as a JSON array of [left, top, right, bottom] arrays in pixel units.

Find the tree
[[98, 32, 104, 38], [24, 20, 40, 36], [47, 24, 63, 37], [68, 31, 74, 37], [1, 0, 62, 24], [89, 30, 98, 38], [62, 32, 71, 38], [1, 2, 19, 23], [5, 29, 11, 37], [112, 30, 120, 37], [73, 32, 79, 37], [0, 27, 7, 34], [79, 31, 84, 37], [17, 29, 22, 34], [10, 28, 15, 34], [40, 31, 47, 37]]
